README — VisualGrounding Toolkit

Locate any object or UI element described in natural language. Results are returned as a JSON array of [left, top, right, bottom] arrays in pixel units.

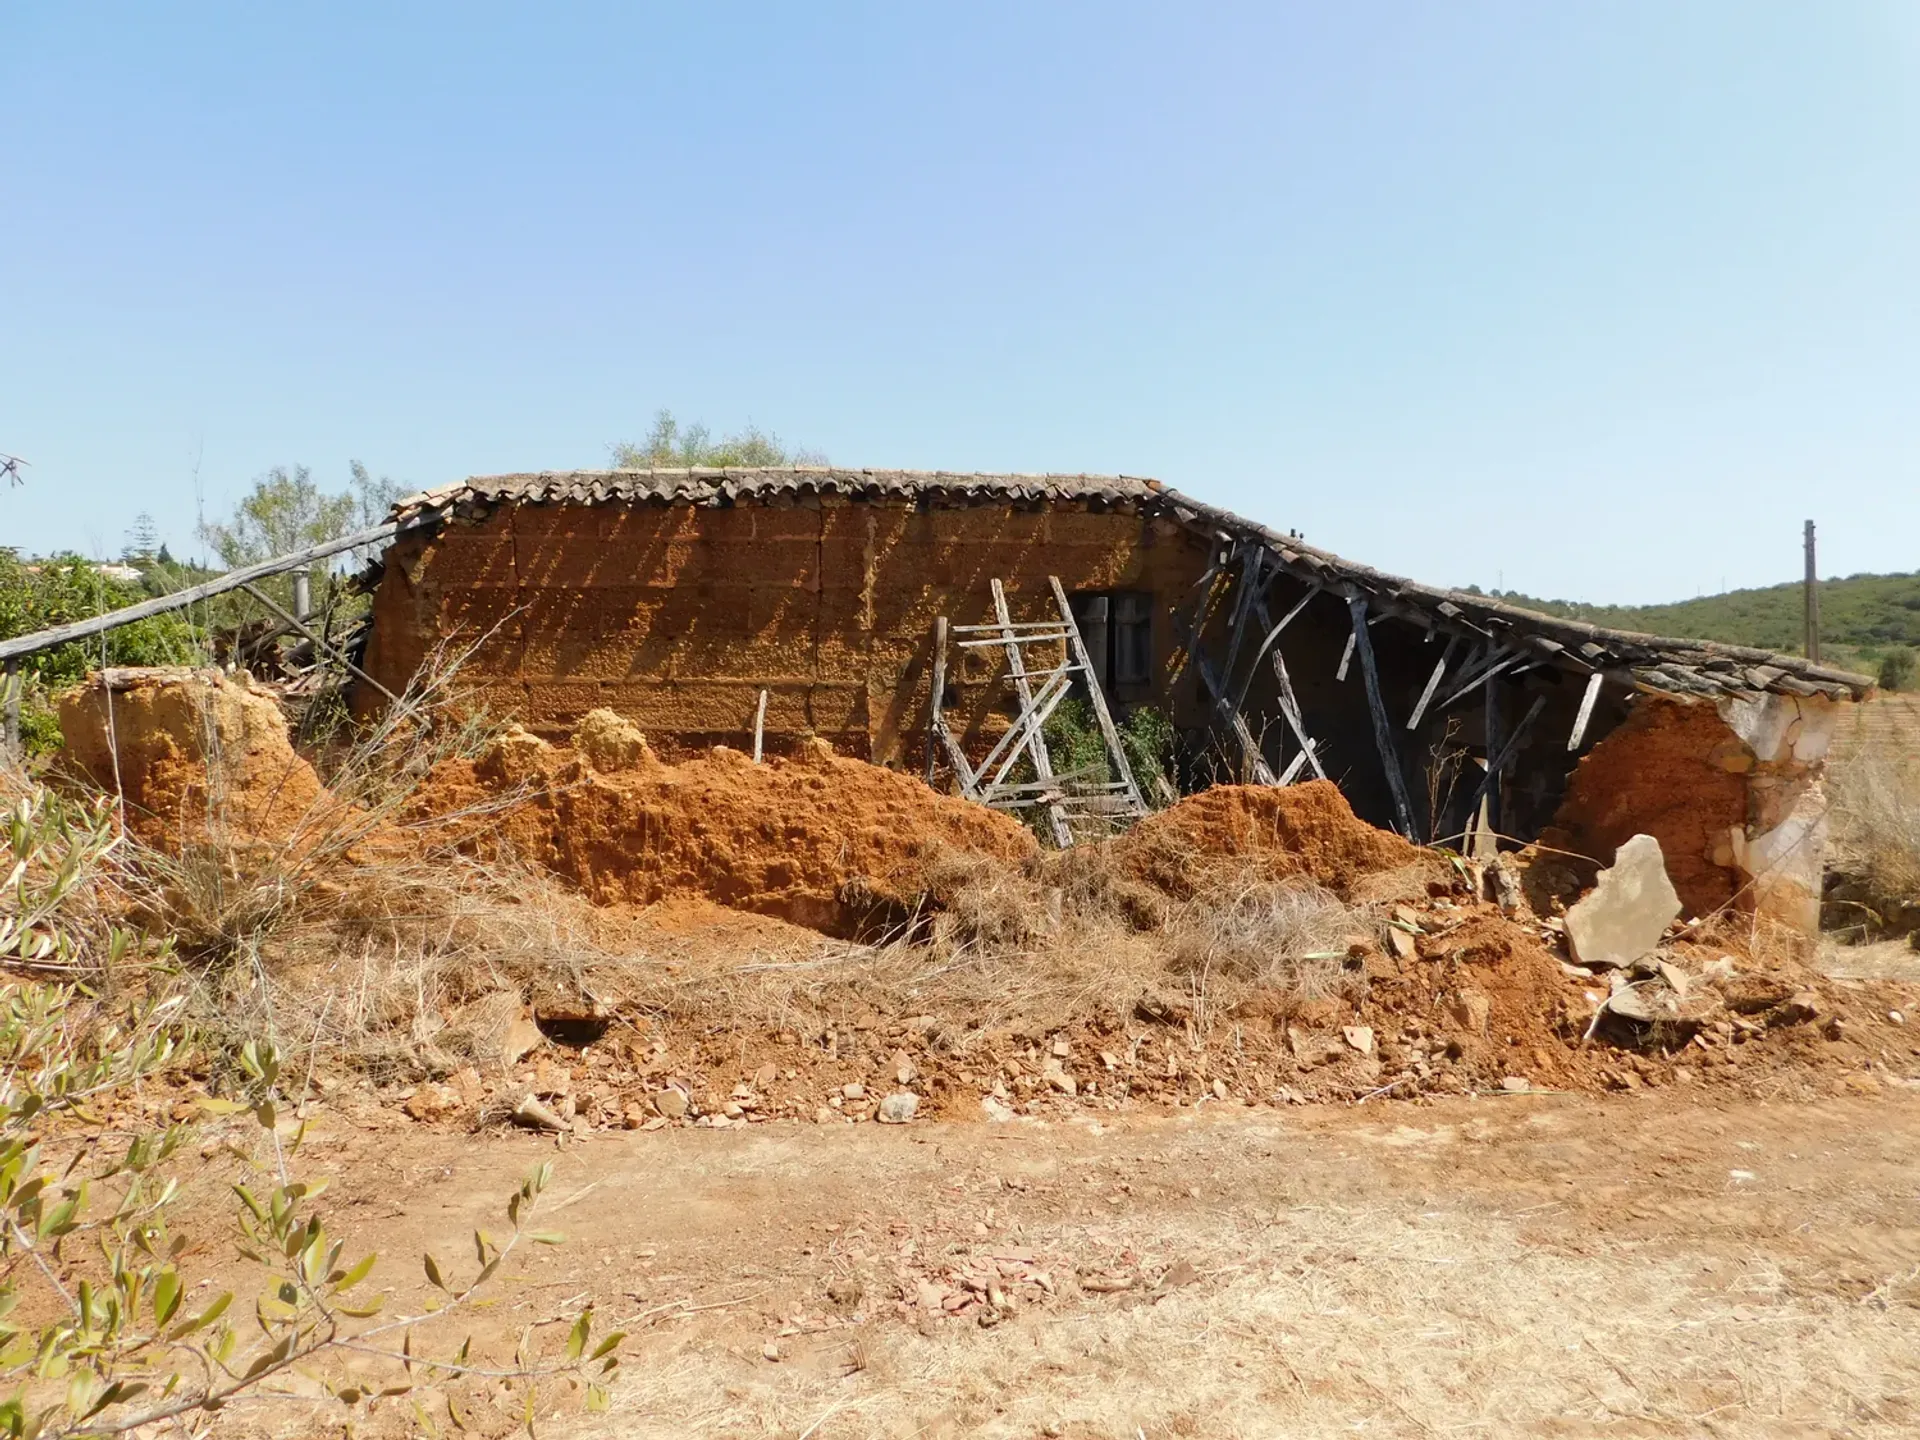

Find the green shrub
[[1880, 646, 1917, 692], [0, 553, 202, 757]]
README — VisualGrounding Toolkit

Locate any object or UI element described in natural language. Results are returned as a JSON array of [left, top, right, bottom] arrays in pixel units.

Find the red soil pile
[[1119, 780, 1428, 898], [1545, 696, 1747, 918], [408, 723, 1037, 934], [57, 667, 331, 847]]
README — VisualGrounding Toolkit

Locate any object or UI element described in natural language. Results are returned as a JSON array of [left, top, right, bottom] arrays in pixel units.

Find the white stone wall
[[1715, 692, 1843, 935]]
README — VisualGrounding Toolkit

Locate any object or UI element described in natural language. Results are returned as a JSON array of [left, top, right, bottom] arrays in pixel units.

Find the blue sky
[[2, 3, 1915, 603]]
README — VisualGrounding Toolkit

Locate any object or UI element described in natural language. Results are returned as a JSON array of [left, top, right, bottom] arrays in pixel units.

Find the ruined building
[[360, 469, 1873, 931]]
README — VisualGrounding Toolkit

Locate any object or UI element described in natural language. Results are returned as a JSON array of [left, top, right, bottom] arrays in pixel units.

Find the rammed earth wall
[[362, 497, 1217, 764]]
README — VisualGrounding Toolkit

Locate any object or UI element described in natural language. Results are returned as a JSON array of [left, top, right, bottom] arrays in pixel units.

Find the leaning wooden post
[[1345, 592, 1418, 840], [1483, 669, 1504, 839], [927, 617, 949, 782], [2, 660, 20, 758], [753, 689, 768, 763], [1048, 576, 1145, 816]]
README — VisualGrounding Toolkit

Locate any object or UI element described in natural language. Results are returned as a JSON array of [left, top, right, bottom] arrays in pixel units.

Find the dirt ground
[[202, 1072, 1920, 1440]]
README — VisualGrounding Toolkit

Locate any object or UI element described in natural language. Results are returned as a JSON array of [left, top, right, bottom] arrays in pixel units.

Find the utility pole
[[1803, 520, 1821, 664]]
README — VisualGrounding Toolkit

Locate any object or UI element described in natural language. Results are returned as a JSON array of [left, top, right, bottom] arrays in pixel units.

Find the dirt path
[[275, 1090, 1920, 1438]]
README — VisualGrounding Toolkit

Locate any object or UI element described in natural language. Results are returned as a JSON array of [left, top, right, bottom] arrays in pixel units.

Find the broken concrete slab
[[1566, 833, 1682, 971]]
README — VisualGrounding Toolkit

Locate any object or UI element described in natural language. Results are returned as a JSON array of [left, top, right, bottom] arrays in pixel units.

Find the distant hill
[[1470, 571, 1920, 674]]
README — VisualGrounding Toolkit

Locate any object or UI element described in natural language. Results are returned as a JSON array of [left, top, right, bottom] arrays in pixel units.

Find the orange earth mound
[[407, 716, 1038, 935]]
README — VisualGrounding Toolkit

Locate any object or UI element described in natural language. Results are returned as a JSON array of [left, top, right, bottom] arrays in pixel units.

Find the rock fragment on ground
[[1566, 833, 1682, 970], [876, 1092, 919, 1124]]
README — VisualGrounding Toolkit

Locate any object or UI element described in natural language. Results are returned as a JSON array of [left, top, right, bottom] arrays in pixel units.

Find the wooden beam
[[1469, 692, 1546, 832], [990, 580, 1072, 847], [753, 689, 768, 763], [1346, 592, 1419, 839], [1232, 580, 1322, 716], [1178, 565, 1278, 785], [1277, 741, 1318, 785], [1567, 670, 1604, 752], [927, 617, 979, 796], [1269, 648, 1327, 781], [1, 661, 18, 757], [238, 582, 403, 706], [1336, 630, 1357, 681], [983, 675, 1075, 794], [1484, 671, 1504, 839], [1048, 576, 1146, 816], [1241, 586, 1327, 783], [1217, 544, 1270, 685], [1405, 634, 1461, 731], [0, 515, 430, 663], [1437, 645, 1521, 711]]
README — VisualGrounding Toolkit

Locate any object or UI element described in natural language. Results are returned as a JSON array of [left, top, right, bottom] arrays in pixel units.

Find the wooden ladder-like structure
[[927, 576, 1148, 847]]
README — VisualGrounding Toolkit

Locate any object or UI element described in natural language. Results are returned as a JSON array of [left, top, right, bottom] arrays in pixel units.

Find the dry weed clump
[[1165, 872, 1371, 1023], [47, 643, 591, 1068], [1828, 749, 1920, 937], [588, 842, 1388, 1052]]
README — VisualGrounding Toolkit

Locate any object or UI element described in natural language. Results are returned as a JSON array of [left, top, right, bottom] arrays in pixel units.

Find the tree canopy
[[609, 410, 824, 470]]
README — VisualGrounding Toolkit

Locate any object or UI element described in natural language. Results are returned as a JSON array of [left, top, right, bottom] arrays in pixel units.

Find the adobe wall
[[1546, 692, 1842, 935], [361, 498, 1218, 766]]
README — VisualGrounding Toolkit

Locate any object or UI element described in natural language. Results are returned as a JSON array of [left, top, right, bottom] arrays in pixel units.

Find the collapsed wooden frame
[[1175, 535, 1614, 845]]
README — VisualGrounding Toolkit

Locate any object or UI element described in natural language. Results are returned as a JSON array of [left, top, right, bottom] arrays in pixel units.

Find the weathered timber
[[0, 516, 428, 663], [1484, 671, 1504, 838], [1232, 580, 1322, 716], [1567, 670, 1605, 752], [1218, 544, 1270, 685], [1277, 741, 1318, 785], [926, 616, 978, 795], [1346, 591, 1418, 839], [1244, 588, 1327, 782], [753, 688, 768, 763], [1, 661, 18, 756], [1047, 575, 1146, 817], [1437, 645, 1522, 711], [237, 582, 402, 707], [956, 631, 1072, 649], [1406, 634, 1462, 731], [983, 671, 1076, 790], [1177, 562, 1278, 785], [1468, 692, 1547, 831], [990, 579, 1072, 847]]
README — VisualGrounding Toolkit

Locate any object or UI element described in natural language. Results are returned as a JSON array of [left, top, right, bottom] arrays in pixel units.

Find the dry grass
[[555, 848, 1384, 1065], [1829, 748, 1920, 935], [50, 647, 1396, 1087]]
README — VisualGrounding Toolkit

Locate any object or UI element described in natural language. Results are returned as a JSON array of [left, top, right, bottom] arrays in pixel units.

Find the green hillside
[[1470, 571, 1920, 675]]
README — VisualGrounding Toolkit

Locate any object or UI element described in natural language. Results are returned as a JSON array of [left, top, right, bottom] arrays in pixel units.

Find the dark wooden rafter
[[1345, 590, 1420, 840], [1468, 690, 1547, 836], [1178, 545, 1280, 786]]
